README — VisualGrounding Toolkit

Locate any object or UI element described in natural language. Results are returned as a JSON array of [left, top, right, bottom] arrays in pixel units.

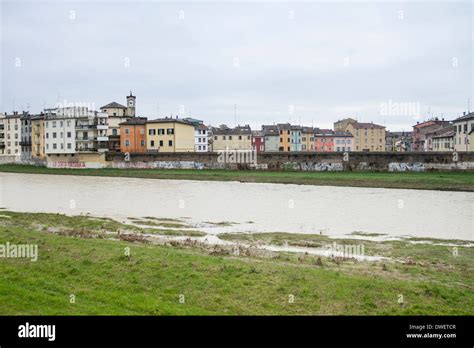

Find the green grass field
[[1, 164, 474, 191], [0, 211, 472, 315]]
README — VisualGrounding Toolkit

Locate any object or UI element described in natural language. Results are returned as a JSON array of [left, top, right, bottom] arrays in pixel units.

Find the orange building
[[119, 117, 147, 153]]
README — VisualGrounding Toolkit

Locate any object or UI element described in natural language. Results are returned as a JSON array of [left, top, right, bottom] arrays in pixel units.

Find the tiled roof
[[119, 117, 147, 125], [100, 102, 126, 109], [453, 112, 474, 122], [351, 122, 385, 129], [212, 125, 252, 135], [147, 118, 194, 126], [334, 131, 353, 137]]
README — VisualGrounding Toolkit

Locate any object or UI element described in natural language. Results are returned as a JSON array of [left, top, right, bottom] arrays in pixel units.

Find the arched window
[[112, 129, 118, 136]]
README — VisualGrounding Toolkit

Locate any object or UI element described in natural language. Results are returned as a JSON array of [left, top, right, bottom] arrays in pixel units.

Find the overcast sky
[[1, 0, 472, 131]]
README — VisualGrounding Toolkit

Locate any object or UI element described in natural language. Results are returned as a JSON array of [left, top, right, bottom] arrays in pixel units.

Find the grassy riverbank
[[0, 211, 472, 315], [1, 164, 474, 191]]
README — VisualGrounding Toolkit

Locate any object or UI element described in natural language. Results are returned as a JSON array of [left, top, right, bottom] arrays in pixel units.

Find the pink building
[[314, 129, 335, 152]]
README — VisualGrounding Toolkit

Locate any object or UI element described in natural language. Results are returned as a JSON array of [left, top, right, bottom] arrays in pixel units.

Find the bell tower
[[126, 91, 136, 117]]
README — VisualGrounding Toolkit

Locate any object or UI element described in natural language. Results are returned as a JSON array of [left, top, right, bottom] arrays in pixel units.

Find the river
[[0, 172, 472, 241]]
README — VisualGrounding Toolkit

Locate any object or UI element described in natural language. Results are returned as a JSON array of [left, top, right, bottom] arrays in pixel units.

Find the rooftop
[[100, 102, 127, 109]]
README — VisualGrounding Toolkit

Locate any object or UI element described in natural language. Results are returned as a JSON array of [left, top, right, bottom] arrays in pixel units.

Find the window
[[239, 136, 242, 140], [140, 128, 144, 135], [53, 144, 57, 149], [53, 121, 57, 128], [140, 140, 145, 146], [60, 143, 64, 149], [67, 132, 71, 138], [149, 129, 156, 136], [46, 133, 49, 139], [214, 136, 217, 140], [67, 121, 71, 127], [150, 140, 155, 147], [159, 140, 163, 146], [125, 128, 130, 134], [60, 121, 63, 127], [125, 140, 130, 147], [113, 129, 118, 136], [158, 128, 165, 135], [67, 143, 71, 149], [223, 136, 226, 140], [168, 140, 173, 147], [53, 132, 57, 139], [229, 136, 232, 140]]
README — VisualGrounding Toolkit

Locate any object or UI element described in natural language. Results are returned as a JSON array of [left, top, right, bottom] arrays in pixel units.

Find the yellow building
[[211, 125, 252, 151], [31, 115, 46, 159], [301, 127, 315, 151], [146, 118, 195, 152], [277, 123, 291, 152], [334, 118, 385, 151]]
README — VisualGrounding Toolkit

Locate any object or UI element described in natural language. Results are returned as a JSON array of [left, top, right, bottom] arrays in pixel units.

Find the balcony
[[76, 124, 95, 130], [96, 136, 109, 142], [19, 140, 32, 146], [96, 124, 108, 130]]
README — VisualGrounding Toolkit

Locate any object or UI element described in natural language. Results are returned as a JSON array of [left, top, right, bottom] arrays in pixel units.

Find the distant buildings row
[[1, 92, 473, 162]]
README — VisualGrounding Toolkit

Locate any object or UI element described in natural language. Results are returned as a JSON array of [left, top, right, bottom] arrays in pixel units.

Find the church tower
[[126, 91, 136, 117]]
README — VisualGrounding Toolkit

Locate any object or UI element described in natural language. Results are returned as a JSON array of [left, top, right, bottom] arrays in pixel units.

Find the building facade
[[412, 119, 450, 151], [183, 118, 209, 152], [31, 114, 46, 159], [453, 112, 474, 152], [314, 129, 335, 152], [301, 127, 315, 151], [119, 117, 147, 153], [251, 131, 265, 153], [333, 132, 353, 152], [431, 126, 454, 152], [335, 118, 385, 151], [20, 112, 32, 161], [262, 125, 279, 152], [2, 112, 22, 156], [211, 125, 252, 151], [100, 92, 136, 151], [44, 107, 109, 157], [146, 118, 195, 152]]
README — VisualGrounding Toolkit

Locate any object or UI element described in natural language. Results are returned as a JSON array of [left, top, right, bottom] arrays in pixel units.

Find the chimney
[[463, 112, 466, 116]]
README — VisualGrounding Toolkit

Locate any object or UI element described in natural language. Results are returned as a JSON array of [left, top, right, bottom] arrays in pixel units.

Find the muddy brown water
[[0, 172, 473, 241]]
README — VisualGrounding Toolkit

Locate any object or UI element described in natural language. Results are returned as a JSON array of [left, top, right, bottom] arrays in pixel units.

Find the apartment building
[[334, 118, 385, 151], [334, 132, 353, 152], [314, 129, 335, 152], [301, 127, 315, 151], [211, 125, 252, 151], [277, 123, 291, 151], [146, 118, 195, 152], [412, 119, 450, 151], [1, 112, 22, 156], [262, 125, 279, 152], [430, 126, 454, 152], [119, 117, 147, 153], [385, 131, 412, 152], [0, 113, 5, 155], [100, 92, 136, 151], [31, 114, 46, 159], [251, 131, 265, 153], [20, 112, 33, 161], [44, 107, 109, 157], [183, 118, 209, 152], [453, 112, 474, 152]]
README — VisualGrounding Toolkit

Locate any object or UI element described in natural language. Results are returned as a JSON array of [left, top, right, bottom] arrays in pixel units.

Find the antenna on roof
[[234, 104, 237, 127]]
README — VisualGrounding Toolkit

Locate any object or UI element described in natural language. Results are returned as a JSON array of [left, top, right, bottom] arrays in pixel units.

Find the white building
[[195, 124, 209, 152], [44, 107, 109, 156]]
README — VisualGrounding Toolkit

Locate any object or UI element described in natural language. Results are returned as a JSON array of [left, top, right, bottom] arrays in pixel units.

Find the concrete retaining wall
[[105, 152, 474, 172]]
